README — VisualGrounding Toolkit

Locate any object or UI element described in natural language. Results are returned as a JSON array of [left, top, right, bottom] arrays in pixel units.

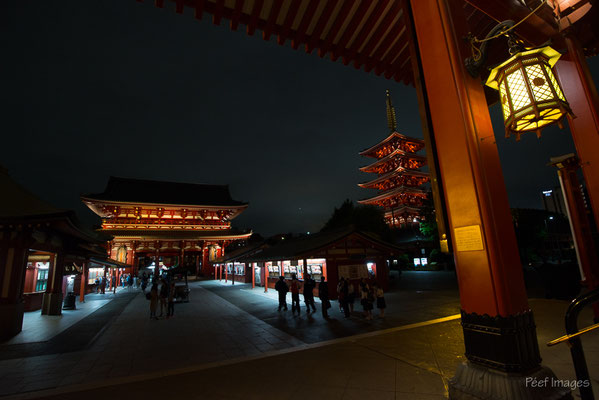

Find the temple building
[[358, 91, 429, 227], [81, 177, 252, 277]]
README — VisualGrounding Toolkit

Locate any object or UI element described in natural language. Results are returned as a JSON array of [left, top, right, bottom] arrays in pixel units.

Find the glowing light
[[486, 46, 572, 140]]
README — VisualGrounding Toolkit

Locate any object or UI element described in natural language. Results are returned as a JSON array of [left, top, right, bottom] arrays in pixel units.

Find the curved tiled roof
[[82, 176, 248, 207]]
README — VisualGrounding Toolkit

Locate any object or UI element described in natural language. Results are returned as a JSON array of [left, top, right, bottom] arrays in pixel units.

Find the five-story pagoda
[[358, 91, 429, 227], [82, 177, 251, 277]]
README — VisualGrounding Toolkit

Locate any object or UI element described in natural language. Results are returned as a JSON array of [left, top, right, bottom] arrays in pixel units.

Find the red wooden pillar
[[0, 237, 29, 339], [42, 253, 64, 315], [551, 155, 599, 319], [79, 261, 87, 303], [554, 36, 599, 314], [225, 263, 228, 283], [251, 263, 255, 289], [408, 0, 568, 397], [263, 262, 268, 293]]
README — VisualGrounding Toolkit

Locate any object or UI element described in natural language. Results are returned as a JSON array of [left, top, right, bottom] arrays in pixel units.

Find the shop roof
[[214, 242, 268, 263], [242, 227, 401, 262], [82, 176, 248, 207], [0, 166, 65, 219]]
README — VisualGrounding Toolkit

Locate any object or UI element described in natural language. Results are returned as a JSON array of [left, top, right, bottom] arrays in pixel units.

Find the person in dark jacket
[[319, 276, 330, 319], [338, 277, 350, 318], [275, 276, 289, 311], [303, 273, 317, 313], [159, 279, 168, 317], [289, 274, 301, 315]]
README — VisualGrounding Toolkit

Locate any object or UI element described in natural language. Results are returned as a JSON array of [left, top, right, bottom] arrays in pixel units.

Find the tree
[[321, 199, 390, 238]]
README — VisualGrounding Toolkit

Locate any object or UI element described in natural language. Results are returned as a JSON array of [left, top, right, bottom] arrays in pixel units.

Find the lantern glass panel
[[544, 64, 566, 101], [499, 80, 511, 118], [525, 64, 554, 102], [506, 68, 531, 112]]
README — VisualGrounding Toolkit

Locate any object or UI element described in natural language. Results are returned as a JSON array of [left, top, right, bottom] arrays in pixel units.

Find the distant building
[[82, 176, 252, 278], [358, 91, 429, 227], [541, 187, 566, 215]]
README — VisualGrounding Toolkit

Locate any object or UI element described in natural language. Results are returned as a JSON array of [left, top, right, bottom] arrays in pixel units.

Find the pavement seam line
[[3, 313, 462, 400]]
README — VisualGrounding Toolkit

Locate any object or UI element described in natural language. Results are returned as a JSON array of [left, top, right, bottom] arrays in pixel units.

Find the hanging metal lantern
[[486, 46, 573, 141]]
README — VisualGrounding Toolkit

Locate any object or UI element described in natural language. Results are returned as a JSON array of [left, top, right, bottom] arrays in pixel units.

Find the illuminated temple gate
[[82, 176, 251, 277]]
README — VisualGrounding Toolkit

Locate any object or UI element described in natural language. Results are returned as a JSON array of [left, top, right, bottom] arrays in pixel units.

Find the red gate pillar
[[79, 261, 88, 303], [42, 253, 64, 315], [408, 1, 569, 398], [551, 155, 599, 319], [0, 238, 29, 340]]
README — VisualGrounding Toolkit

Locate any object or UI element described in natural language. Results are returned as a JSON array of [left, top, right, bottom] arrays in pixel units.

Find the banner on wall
[[338, 264, 369, 280]]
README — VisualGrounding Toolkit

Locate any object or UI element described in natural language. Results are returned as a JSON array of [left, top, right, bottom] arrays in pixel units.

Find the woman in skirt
[[373, 282, 386, 318]]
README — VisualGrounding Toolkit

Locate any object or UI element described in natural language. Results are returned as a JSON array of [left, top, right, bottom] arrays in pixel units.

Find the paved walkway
[[0, 272, 597, 399]]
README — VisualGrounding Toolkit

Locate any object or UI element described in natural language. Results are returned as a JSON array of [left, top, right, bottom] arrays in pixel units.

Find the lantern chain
[[465, 0, 549, 76]]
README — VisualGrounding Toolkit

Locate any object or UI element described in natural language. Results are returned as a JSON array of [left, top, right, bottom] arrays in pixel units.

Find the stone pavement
[[0, 272, 597, 399]]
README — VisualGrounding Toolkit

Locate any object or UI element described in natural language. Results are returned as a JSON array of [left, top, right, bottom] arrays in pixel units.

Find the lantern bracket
[[465, 20, 519, 78]]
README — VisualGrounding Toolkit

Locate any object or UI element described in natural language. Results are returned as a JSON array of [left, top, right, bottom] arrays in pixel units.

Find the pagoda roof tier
[[82, 176, 248, 208], [358, 167, 429, 190], [359, 149, 427, 174], [101, 229, 252, 241], [383, 205, 423, 218], [358, 186, 427, 208], [359, 132, 425, 159]]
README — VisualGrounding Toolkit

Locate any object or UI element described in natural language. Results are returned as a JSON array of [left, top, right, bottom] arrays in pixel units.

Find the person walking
[[141, 273, 148, 293], [338, 277, 350, 318], [275, 276, 289, 311], [159, 278, 168, 317], [347, 279, 356, 313], [319, 276, 331, 319], [167, 280, 176, 318], [360, 279, 373, 320], [303, 273, 317, 313], [373, 282, 386, 318], [149, 283, 159, 320], [290, 274, 301, 315]]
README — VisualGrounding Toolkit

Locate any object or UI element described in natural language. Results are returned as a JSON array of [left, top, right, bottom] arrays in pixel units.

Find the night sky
[[2, 1, 598, 236]]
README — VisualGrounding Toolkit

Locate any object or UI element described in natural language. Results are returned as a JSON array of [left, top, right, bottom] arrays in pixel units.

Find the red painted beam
[[342, 0, 389, 65], [305, 0, 339, 54], [213, 0, 224, 25], [263, 0, 283, 41], [194, 0, 205, 20], [291, 0, 320, 50], [277, 0, 302, 46], [318, 0, 355, 58], [247, 0, 264, 36], [464, 0, 560, 47], [175, 0, 184, 13], [364, 21, 404, 72], [155, 0, 165, 8], [230, 0, 244, 31], [330, 1, 371, 61], [353, 1, 402, 69]]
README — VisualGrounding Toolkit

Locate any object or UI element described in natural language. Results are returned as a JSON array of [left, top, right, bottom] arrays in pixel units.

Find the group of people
[[94, 273, 136, 294], [274, 274, 385, 320], [145, 275, 176, 320]]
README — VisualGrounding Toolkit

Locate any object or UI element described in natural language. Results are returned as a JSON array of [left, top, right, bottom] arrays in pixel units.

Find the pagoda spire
[[386, 89, 397, 133]]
